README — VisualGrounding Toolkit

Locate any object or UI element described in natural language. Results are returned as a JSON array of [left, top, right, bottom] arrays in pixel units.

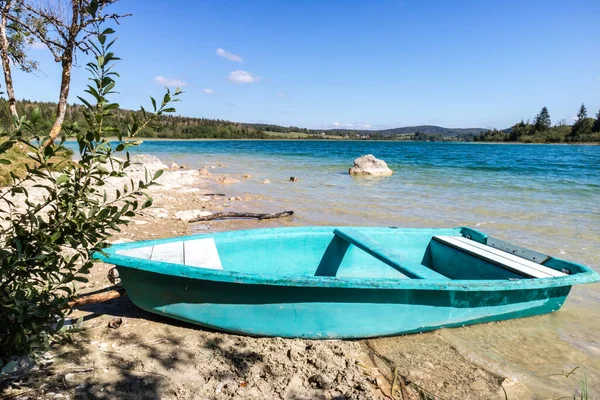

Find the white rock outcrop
[[175, 210, 213, 221], [348, 154, 393, 176]]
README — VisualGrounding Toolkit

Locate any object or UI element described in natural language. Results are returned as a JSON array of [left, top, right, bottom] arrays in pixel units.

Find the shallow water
[[121, 140, 600, 395]]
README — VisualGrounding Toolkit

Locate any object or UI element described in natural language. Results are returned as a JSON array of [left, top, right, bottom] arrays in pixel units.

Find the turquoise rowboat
[[95, 226, 599, 339]]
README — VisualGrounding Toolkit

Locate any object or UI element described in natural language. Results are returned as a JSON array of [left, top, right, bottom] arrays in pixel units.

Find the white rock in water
[[175, 210, 213, 221], [348, 154, 393, 176]]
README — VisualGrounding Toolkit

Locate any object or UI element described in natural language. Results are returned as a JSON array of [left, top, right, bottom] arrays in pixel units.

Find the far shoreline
[[62, 137, 600, 145]]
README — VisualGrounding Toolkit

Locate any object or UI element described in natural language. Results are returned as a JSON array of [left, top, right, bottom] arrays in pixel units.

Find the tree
[[0, 23, 180, 361], [0, 0, 38, 118], [534, 106, 551, 132], [508, 120, 531, 141], [569, 103, 592, 141], [7, 0, 128, 141], [593, 109, 600, 133]]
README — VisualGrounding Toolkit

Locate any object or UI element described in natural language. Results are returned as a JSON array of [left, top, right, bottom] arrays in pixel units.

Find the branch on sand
[[189, 210, 294, 223], [66, 286, 126, 308]]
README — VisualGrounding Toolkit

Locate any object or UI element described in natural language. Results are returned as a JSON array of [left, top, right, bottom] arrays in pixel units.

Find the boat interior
[[115, 227, 578, 280]]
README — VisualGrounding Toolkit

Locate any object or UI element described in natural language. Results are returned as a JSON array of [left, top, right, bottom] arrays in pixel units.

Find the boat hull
[[118, 265, 572, 339]]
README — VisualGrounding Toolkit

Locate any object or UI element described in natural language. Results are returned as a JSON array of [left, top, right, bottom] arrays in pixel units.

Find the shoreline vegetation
[[3, 99, 599, 144]]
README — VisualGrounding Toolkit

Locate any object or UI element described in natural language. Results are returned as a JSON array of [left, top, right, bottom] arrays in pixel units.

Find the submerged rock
[[198, 167, 211, 176], [348, 154, 393, 176]]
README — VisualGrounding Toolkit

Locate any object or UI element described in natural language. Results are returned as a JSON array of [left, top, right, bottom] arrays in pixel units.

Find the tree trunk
[[49, 46, 74, 141], [0, 1, 18, 119]]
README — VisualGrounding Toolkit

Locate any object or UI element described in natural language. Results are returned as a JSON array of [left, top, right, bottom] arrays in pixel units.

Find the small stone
[[424, 361, 436, 371], [242, 174, 252, 178], [198, 167, 211, 176], [217, 177, 239, 184], [261, 179, 271, 184], [289, 176, 299, 182], [64, 373, 76, 384], [408, 369, 428, 382], [469, 379, 487, 391], [53, 394, 65, 399], [308, 374, 331, 390], [169, 162, 179, 169], [145, 208, 169, 219]]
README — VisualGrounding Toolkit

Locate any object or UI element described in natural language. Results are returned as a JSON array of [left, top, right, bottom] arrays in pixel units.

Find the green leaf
[[31, 108, 42, 124], [55, 174, 69, 184], [0, 159, 11, 165]]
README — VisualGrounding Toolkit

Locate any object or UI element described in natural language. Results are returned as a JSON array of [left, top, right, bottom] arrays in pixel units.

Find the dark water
[[102, 140, 600, 394]]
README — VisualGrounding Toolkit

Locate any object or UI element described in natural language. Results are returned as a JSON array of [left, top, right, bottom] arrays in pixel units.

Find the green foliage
[[0, 99, 268, 140], [476, 104, 599, 144], [592, 109, 600, 133], [0, 24, 180, 362], [569, 103, 592, 142], [534, 106, 551, 131]]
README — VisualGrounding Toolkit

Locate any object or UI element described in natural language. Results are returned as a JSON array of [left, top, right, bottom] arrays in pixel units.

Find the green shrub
[[0, 22, 181, 363]]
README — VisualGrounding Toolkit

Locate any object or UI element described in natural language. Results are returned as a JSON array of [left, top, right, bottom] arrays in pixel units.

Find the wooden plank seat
[[433, 236, 565, 279], [333, 228, 450, 280], [116, 238, 223, 270]]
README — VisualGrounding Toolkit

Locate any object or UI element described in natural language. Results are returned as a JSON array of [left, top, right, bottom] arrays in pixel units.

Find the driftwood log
[[67, 286, 126, 308], [189, 210, 293, 223]]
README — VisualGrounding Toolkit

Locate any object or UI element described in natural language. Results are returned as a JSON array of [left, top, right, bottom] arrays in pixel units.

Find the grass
[[0, 139, 74, 187], [263, 131, 342, 139]]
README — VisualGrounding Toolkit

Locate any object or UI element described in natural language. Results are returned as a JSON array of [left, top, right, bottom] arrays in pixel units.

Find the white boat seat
[[116, 238, 223, 270], [432, 236, 565, 279]]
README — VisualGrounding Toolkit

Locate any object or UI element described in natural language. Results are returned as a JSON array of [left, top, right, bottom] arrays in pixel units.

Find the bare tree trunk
[[49, 47, 74, 140], [0, 0, 18, 119]]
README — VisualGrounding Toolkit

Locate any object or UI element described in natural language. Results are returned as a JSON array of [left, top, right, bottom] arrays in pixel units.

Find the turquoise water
[[125, 140, 600, 394]]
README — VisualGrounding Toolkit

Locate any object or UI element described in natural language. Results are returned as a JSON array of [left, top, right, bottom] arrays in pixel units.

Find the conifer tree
[[593, 109, 600, 133], [570, 103, 592, 141], [534, 106, 551, 131]]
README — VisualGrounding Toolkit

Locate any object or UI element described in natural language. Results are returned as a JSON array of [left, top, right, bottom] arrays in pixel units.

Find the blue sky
[[13, 0, 600, 130]]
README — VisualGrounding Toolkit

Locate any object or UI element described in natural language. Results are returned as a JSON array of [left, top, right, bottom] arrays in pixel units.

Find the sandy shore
[[1, 155, 532, 400]]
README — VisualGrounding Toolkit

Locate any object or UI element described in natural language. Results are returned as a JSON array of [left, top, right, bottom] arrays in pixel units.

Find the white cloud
[[217, 48, 243, 62], [203, 88, 213, 94], [153, 75, 188, 87], [277, 93, 288, 98], [228, 70, 261, 84], [363, 124, 372, 129], [30, 40, 45, 50], [332, 122, 341, 127]]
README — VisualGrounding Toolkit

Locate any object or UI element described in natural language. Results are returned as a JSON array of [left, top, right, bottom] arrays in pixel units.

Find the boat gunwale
[[95, 226, 600, 292]]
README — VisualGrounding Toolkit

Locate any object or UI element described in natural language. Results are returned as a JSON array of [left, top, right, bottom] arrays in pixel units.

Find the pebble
[[469, 379, 487, 391]]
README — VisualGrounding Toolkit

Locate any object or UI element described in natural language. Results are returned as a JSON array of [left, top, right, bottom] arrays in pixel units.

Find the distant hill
[[241, 123, 487, 137], [313, 125, 487, 137]]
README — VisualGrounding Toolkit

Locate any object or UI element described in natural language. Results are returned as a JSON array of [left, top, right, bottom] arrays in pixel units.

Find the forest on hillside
[[475, 105, 600, 143], [2, 99, 599, 143]]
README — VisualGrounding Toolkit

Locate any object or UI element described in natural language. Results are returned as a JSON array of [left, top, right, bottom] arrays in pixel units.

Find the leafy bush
[[0, 23, 180, 363]]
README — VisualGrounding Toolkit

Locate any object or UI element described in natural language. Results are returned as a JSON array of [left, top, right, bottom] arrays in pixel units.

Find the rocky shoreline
[[1, 155, 531, 400]]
